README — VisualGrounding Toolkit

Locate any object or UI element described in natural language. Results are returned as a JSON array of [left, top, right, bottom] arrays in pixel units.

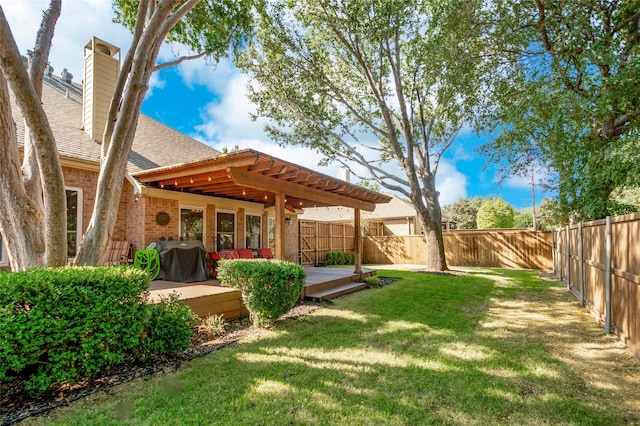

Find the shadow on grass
[[34, 269, 630, 425]]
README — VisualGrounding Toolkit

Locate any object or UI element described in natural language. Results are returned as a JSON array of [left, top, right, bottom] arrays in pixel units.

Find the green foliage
[[139, 294, 198, 357], [479, 1, 640, 220], [356, 180, 380, 193], [238, 0, 485, 270], [513, 212, 533, 229], [112, 0, 254, 64], [217, 259, 306, 327], [442, 197, 484, 229], [0, 266, 149, 394], [537, 198, 565, 231], [325, 251, 355, 265], [476, 198, 515, 229]]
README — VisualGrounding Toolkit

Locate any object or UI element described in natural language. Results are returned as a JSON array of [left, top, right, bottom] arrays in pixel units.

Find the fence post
[[558, 229, 563, 282], [552, 230, 556, 276], [605, 216, 612, 334], [565, 225, 570, 288], [578, 222, 584, 306]]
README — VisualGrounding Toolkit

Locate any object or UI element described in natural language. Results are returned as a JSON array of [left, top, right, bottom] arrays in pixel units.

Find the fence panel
[[363, 230, 552, 270], [553, 212, 640, 362]]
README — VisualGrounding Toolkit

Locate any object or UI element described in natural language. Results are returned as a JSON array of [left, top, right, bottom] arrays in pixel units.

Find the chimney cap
[[84, 36, 120, 58]]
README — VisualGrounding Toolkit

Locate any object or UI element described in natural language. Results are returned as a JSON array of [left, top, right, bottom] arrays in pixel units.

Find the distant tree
[[513, 212, 533, 229], [442, 197, 484, 229], [476, 198, 515, 229], [356, 180, 380, 193], [537, 198, 564, 231]]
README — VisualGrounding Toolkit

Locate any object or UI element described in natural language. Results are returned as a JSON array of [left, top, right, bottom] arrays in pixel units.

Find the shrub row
[[0, 266, 196, 394], [217, 259, 305, 327], [325, 251, 355, 265]]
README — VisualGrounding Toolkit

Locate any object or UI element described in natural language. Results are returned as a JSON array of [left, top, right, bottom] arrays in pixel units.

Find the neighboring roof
[[133, 149, 392, 211], [14, 75, 219, 173], [300, 193, 452, 222]]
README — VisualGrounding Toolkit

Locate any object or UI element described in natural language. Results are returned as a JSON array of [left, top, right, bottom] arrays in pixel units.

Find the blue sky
[[3, 0, 552, 210]]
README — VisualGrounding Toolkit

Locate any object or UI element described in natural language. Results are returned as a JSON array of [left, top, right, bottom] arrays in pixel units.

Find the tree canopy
[[239, 0, 485, 270], [478, 0, 640, 221], [442, 197, 484, 229], [476, 198, 515, 229]]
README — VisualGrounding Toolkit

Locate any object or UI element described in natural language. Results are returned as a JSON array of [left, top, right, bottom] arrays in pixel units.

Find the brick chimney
[[82, 37, 120, 142]]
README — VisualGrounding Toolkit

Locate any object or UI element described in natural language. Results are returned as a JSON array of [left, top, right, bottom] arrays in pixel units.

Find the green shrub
[[0, 266, 149, 394], [325, 251, 354, 265], [140, 293, 198, 357], [217, 259, 305, 327]]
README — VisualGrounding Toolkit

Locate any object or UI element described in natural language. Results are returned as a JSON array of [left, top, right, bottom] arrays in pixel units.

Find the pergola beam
[[227, 167, 376, 211]]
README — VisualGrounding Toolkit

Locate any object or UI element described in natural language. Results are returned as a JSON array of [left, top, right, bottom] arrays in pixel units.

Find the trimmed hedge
[[217, 259, 305, 327], [325, 251, 355, 265], [0, 266, 150, 394]]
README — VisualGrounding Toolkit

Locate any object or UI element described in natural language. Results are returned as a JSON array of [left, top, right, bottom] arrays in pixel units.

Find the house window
[[66, 188, 83, 258], [180, 207, 204, 242], [0, 235, 7, 267], [246, 215, 261, 249], [217, 212, 235, 250]]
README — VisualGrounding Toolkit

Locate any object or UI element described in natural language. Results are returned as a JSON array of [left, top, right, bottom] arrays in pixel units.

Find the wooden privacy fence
[[553, 212, 640, 362], [364, 230, 552, 270], [299, 220, 355, 265]]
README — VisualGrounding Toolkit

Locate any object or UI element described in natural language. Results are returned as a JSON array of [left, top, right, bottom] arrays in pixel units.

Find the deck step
[[305, 282, 366, 299]]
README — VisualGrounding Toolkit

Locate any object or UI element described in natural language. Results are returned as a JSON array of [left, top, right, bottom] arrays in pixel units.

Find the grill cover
[[156, 240, 208, 282]]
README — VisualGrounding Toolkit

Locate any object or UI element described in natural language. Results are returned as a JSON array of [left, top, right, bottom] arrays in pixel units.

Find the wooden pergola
[[133, 149, 391, 274]]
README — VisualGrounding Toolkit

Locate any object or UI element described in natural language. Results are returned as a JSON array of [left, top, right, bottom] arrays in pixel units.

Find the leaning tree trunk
[[74, 0, 183, 265], [0, 72, 46, 270], [0, 1, 66, 270], [413, 190, 448, 271]]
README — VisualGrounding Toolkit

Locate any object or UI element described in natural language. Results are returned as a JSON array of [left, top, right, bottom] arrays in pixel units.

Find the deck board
[[148, 266, 373, 319]]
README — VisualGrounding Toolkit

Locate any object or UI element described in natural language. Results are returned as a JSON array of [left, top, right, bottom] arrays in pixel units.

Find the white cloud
[[2, 0, 133, 80], [435, 160, 468, 205]]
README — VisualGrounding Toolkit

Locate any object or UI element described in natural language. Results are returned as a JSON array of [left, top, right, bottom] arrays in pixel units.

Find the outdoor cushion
[[218, 249, 239, 260], [257, 248, 274, 259], [236, 249, 255, 259]]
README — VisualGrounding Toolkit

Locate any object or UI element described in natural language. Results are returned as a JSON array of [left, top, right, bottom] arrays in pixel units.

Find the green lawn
[[26, 269, 628, 425]]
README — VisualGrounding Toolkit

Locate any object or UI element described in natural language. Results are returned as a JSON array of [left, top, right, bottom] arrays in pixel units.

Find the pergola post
[[275, 192, 286, 260], [354, 208, 362, 275]]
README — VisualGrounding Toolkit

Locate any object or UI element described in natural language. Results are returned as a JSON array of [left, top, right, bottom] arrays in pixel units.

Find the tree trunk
[[0, 72, 46, 270]]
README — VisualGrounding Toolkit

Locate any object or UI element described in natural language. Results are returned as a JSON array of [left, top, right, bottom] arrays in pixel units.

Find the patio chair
[[236, 248, 255, 259], [103, 241, 133, 266], [257, 248, 274, 259], [218, 249, 239, 260]]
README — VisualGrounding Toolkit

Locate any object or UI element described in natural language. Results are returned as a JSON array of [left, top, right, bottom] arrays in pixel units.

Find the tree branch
[[153, 50, 207, 72]]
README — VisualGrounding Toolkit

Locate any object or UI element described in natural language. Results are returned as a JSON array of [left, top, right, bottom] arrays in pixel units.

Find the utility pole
[[531, 167, 537, 231]]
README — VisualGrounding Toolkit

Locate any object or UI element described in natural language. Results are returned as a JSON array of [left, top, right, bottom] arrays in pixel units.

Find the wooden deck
[[148, 266, 375, 320]]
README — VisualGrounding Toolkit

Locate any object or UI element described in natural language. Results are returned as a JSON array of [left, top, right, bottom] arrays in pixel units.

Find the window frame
[[179, 206, 206, 243], [66, 186, 83, 259], [245, 214, 262, 249], [216, 210, 236, 251]]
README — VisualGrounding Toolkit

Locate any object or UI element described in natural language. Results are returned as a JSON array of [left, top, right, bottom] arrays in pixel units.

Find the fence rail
[[553, 212, 640, 362], [364, 230, 552, 270]]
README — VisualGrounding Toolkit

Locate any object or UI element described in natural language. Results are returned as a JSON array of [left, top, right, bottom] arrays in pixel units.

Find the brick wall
[[143, 197, 180, 247]]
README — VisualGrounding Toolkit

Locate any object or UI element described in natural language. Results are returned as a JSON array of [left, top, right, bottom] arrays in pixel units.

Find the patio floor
[[148, 266, 375, 319]]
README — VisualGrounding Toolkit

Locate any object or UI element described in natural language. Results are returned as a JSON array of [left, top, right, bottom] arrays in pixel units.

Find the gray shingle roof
[[14, 75, 219, 173]]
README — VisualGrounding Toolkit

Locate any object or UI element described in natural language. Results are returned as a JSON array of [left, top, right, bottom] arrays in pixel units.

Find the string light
[[160, 182, 164, 188], [242, 188, 246, 196], [190, 177, 194, 184]]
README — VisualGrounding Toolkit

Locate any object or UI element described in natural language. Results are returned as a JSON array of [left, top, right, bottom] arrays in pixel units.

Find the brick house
[[1, 37, 389, 271]]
